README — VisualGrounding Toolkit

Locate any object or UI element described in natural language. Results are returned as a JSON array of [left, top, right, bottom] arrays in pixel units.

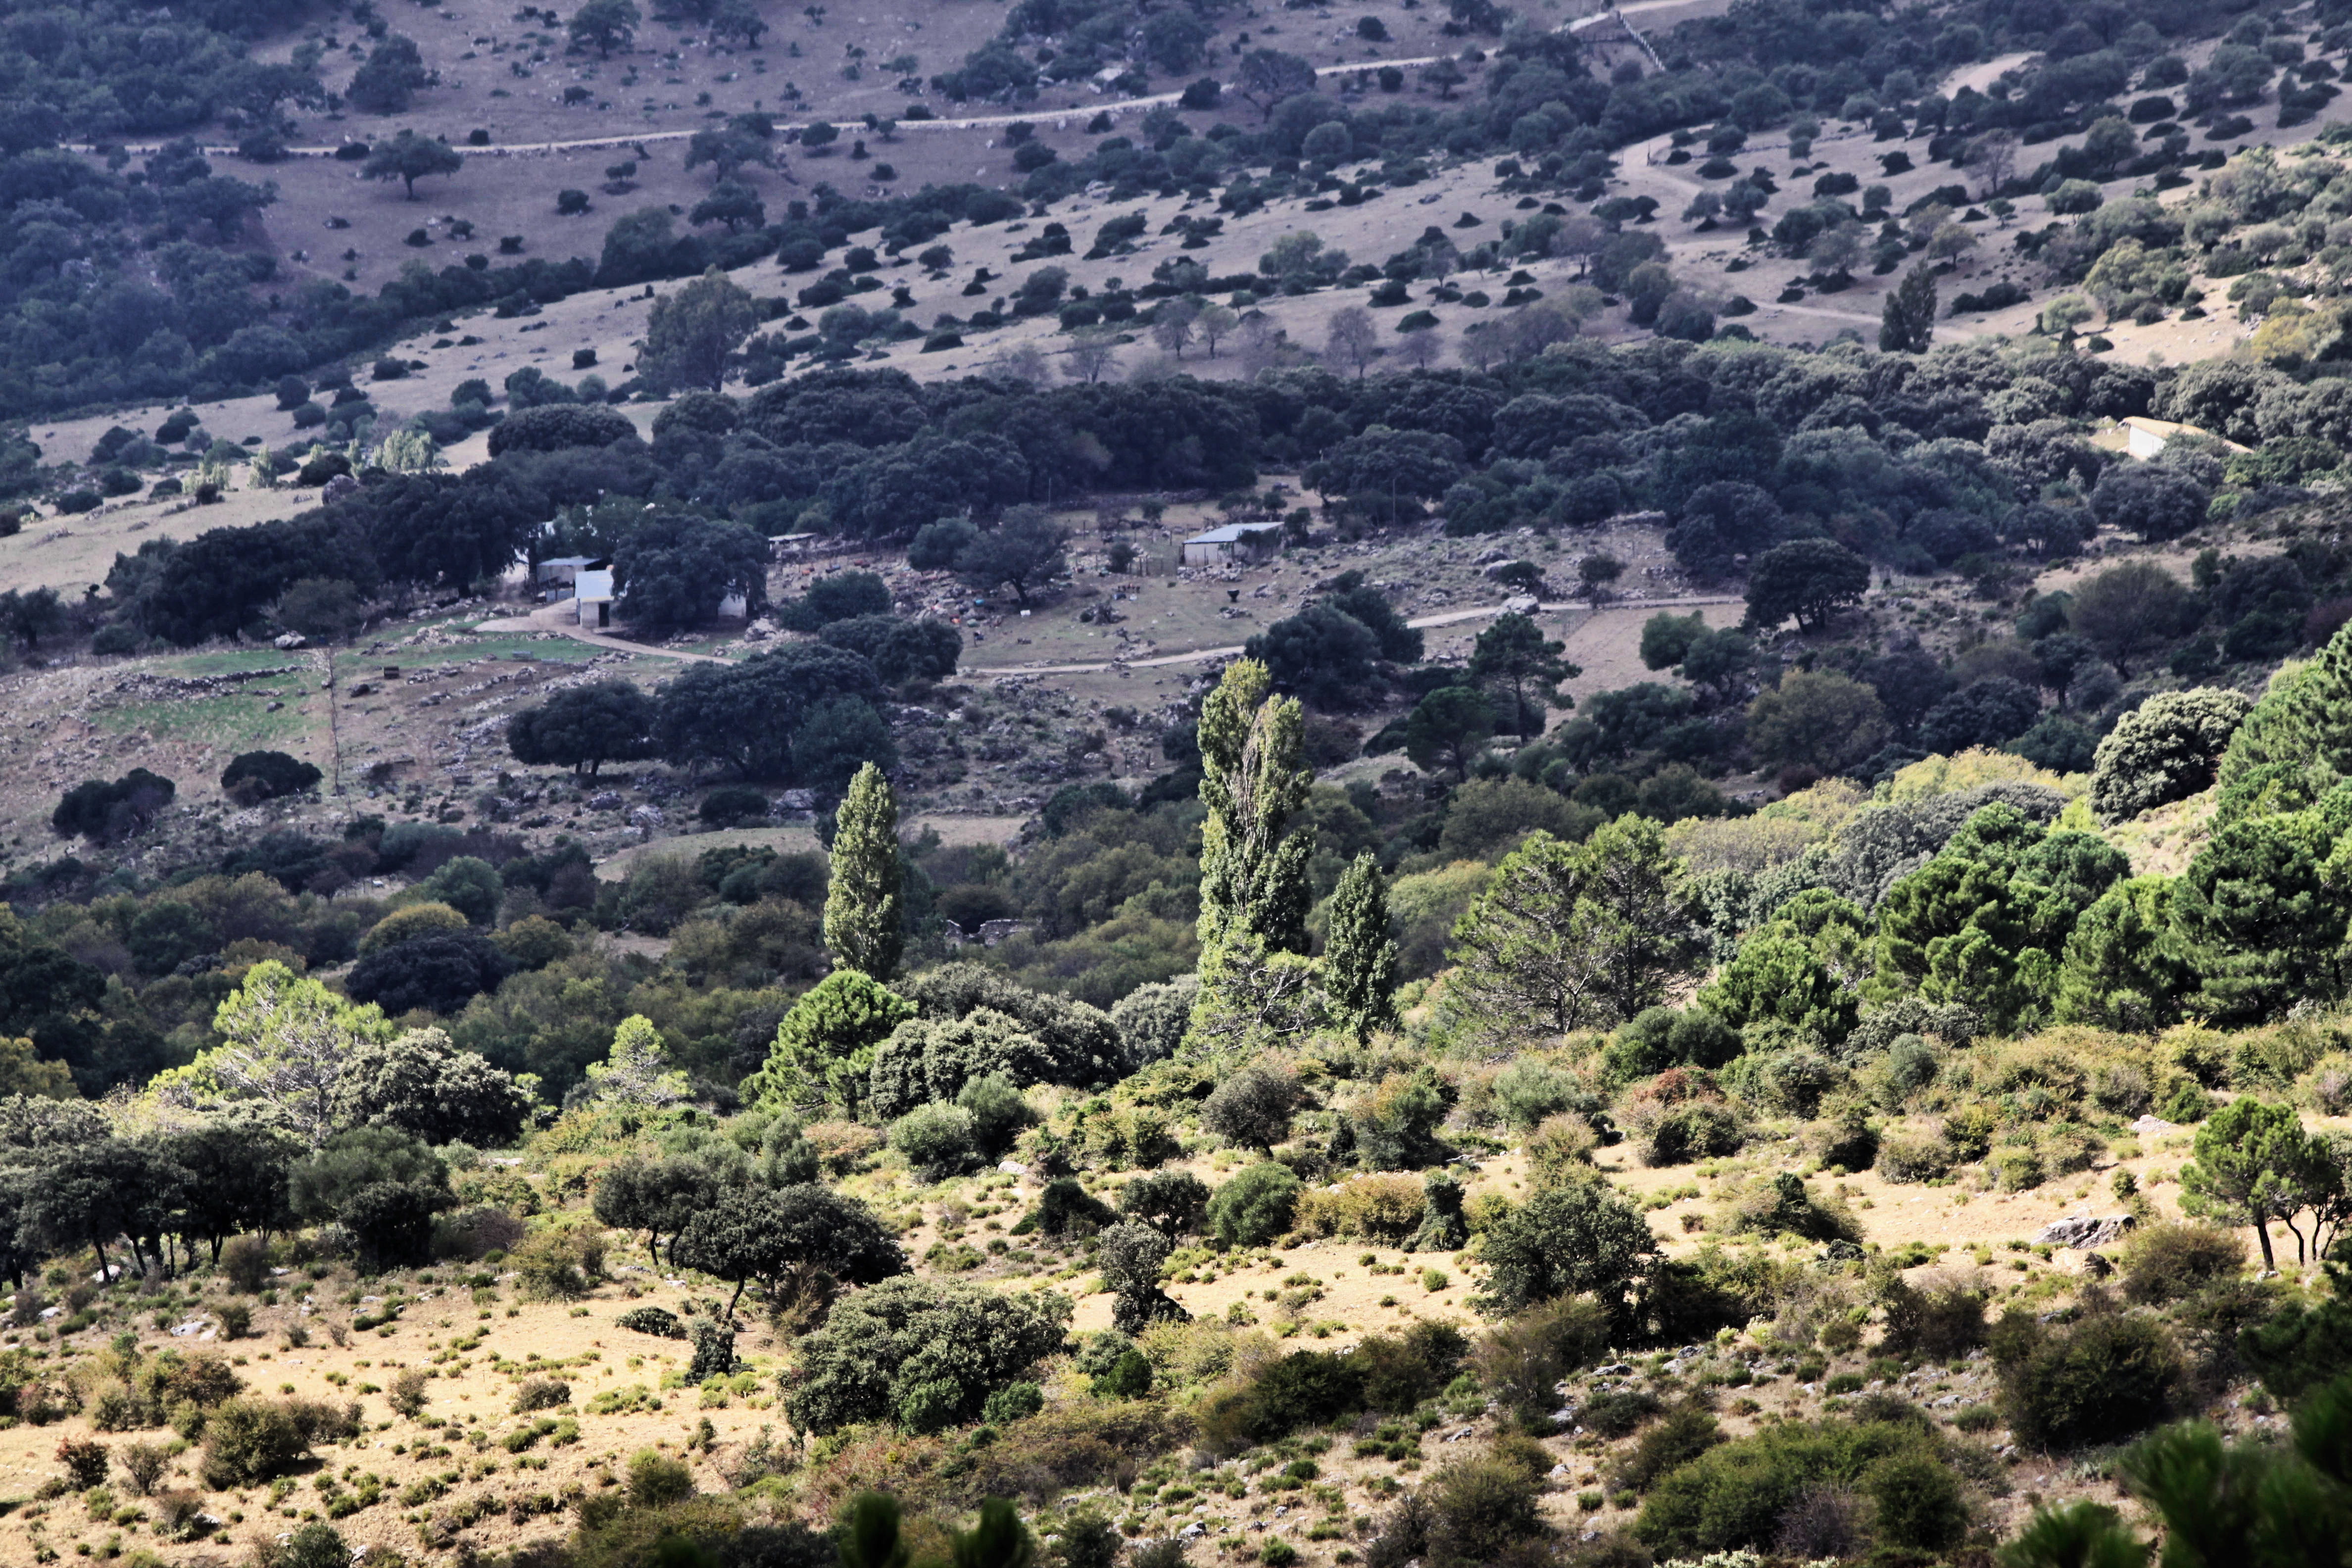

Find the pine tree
[[1324, 852, 1399, 1042], [1189, 660, 1319, 1049], [824, 762, 903, 980], [1879, 263, 1938, 353], [2214, 620, 2352, 823]]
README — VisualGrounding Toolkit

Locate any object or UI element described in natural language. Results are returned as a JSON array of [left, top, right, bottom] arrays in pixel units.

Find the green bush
[[1207, 1162, 1301, 1248], [1608, 1404, 1718, 1492], [1639, 1103, 1744, 1166], [1632, 1415, 1953, 1556], [1865, 1451, 1969, 1549], [513, 1377, 572, 1413], [198, 1399, 308, 1487], [1019, 1176, 1115, 1237], [1994, 1309, 2182, 1450], [1424, 1453, 1546, 1561], [1879, 1274, 1988, 1359], [1873, 1132, 1950, 1184], [2120, 1222, 2245, 1305], [889, 1102, 978, 1180], [981, 1381, 1043, 1423], [628, 1448, 695, 1508]]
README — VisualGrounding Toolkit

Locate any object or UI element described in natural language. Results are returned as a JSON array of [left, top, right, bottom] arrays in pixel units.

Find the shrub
[[115, 1440, 169, 1496], [1640, 1103, 1744, 1166], [198, 1400, 308, 1487], [982, 1381, 1044, 1423], [616, 1306, 686, 1339], [1293, 1174, 1426, 1242], [220, 750, 323, 805], [628, 1447, 695, 1507], [890, 1102, 978, 1180], [1022, 1176, 1116, 1237], [511, 1227, 605, 1300], [699, 784, 770, 826], [1424, 1454, 1545, 1560], [1608, 1404, 1719, 1492], [1864, 1452, 1969, 1550], [1207, 1162, 1301, 1248], [1120, 1169, 1211, 1237], [1197, 1350, 1364, 1453], [514, 1377, 571, 1412], [1632, 1416, 1953, 1555], [388, 1369, 430, 1419], [1994, 1310, 2181, 1449], [1873, 1133, 1950, 1184], [1472, 1297, 1612, 1426], [217, 1301, 252, 1339], [56, 1436, 109, 1489], [221, 1234, 270, 1293], [1878, 1274, 1988, 1360], [1480, 1176, 1657, 1315], [2119, 1223, 2245, 1304]]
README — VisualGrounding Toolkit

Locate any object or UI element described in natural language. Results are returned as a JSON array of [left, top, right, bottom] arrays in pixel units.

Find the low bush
[[2120, 1223, 2245, 1305], [512, 1226, 606, 1300], [1018, 1176, 1115, 1237], [616, 1306, 686, 1339], [514, 1377, 572, 1412], [388, 1369, 430, 1419], [1878, 1273, 1989, 1359], [1632, 1414, 1955, 1556], [1423, 1452, 1546, 1561], [890, 1102, 978, 1180], [1608, 1403, 1719, 1492], [1293, 1174, 1426, 1242], [1873, 1132, 1950, 1184], [1206, 1162, 1300, 1248], [1471, 1297, 1612, 1427], [1993, 1308, 2182, 1450], [1639, 1103, 1744, 1166], [198, 1399, 309, 1487]]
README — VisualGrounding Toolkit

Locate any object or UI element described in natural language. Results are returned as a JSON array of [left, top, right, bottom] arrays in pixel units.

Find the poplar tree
[[1323, 852, 1399, 1042], [825, 762, 904, 981], [1189, 660, 1319, 1048]]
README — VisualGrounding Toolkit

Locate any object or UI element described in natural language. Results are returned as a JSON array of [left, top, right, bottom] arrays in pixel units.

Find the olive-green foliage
[[1633, 1414, 1956, 1555], [744, 969, 916, 1117], [894, 962, 1126, 1087], [1119, 1169, 1210, 1237], [867, 1009, 1072, 1121], [1606, 1007, 1744, 1080], [1878, 1274, 1989, 1359], [1994, 1308, 2183, 1450], [628, 1447, 696, 1508], [826, 763, 904, 980], [1206, 1161, 1300, 1247], [889, 1102, 977, 1180], [1478, 1176, 1656, 1316], [1018, 1176, 1116, 1237], [2092, 688, 2254, 823], [357, 901, 470, 955], [198, 1398, 310, 1487], [1609, 1404, 1721, 1493], [1471, 1296, 1612, 1426], [1198, 1325, 1463, 1454], [2119, 1223, 2246, 1305], [1199, 1061, 1300, 1152], [1109, 975, 1198, 1069], [786, 1277, 1073, 1435], [254, 1522, 352, 1568], [1353, 1066, 1456, 1170], [1487, 1056, 1590, 1133]]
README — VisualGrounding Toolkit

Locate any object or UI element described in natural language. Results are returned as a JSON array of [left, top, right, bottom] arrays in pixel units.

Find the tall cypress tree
[[824, 762, 903, 980], [1189, 660, 1318, 1049], [1878, 263, 1937, 353], [1323, 852, 1399, 1043]]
